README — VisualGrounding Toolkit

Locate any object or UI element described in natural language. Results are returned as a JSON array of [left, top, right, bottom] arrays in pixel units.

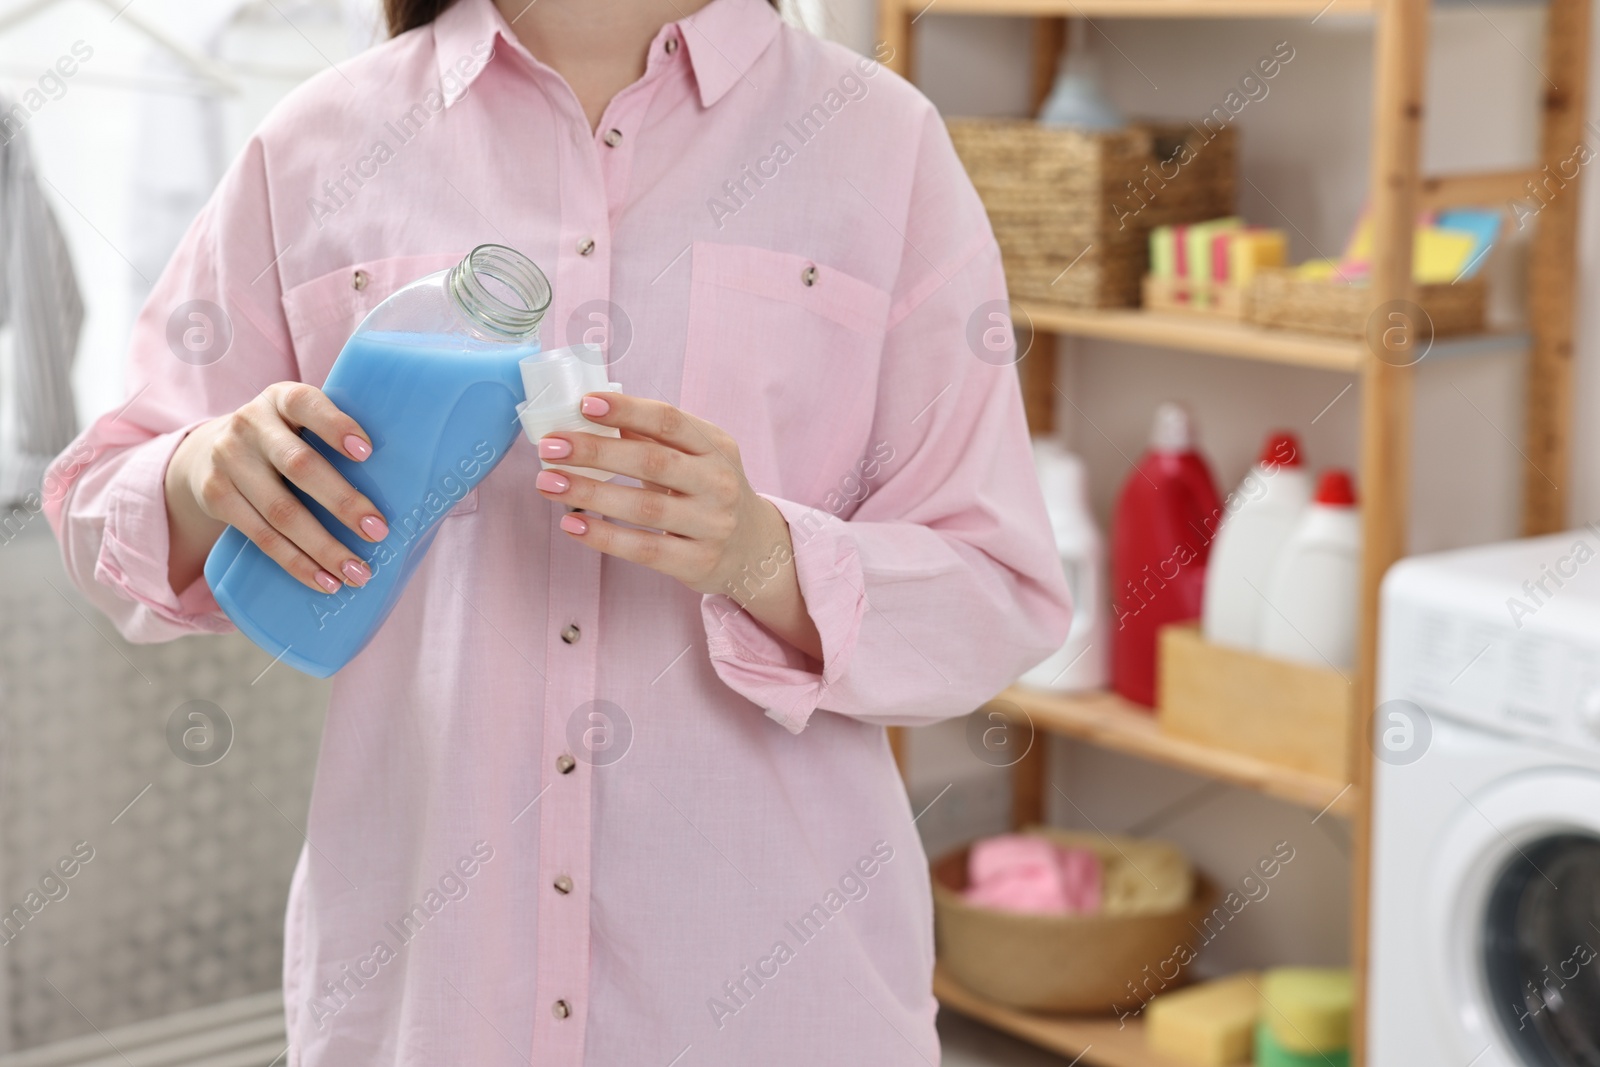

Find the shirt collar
[[433, 0, 782, 110]]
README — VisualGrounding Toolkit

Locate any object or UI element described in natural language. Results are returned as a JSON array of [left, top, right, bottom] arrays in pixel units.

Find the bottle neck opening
[[449, 244, 552, 339]]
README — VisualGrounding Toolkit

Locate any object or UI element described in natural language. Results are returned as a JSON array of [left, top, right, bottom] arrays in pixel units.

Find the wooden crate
[[1250, 268, 1487, 340], [947, 120, 1236, 309], [1141, 275, 1250, 320], [1157, 623, 1353, 781]]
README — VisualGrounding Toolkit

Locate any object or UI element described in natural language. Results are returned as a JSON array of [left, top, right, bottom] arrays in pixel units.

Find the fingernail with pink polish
[[580, 395, 611, 418], [360, 515, 389, 540], [315, 570, 341, 593], [540, 437, 573, 459], [341, 559, 372, 587], [344, 435, 372, 460], [536, 470, 570, 494], [560, 514, 588, 536]]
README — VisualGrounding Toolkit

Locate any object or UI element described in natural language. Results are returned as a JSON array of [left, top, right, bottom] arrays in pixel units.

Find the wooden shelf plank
[[904, 0, 1371, 18], [936, 965, 1243, 1067], [1015, 303, 1529, 371], [1001, 686, 1358, 817], [1014, 304, 1366, 372]]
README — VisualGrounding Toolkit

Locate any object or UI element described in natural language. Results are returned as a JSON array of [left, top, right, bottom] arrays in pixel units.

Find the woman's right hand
[[164, 382, 389, 597]]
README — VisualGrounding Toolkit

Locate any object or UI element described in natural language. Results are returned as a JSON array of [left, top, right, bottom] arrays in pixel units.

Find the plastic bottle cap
[[1033, 439, 1088, 505], [519, 344, 613, 420], [1260, 431, 1302, 469], [1315, 470, 1357, 506], [1149, 402, 1195, 452]]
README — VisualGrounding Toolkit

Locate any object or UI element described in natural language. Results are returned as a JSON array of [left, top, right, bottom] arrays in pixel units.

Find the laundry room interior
[[1, 0, 1597, 1064]]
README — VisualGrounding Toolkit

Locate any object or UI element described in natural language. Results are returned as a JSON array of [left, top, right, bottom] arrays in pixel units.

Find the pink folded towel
[[1058, 844, 1102, 914], [963, 834, 1103, 916], [969, 834, 1058, 884]]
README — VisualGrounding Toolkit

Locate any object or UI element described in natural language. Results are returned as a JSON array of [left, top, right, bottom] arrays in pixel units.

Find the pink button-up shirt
[[46, 0, 1072, 1062]]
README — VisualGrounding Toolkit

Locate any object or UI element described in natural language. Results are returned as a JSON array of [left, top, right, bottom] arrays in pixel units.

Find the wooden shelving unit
[[1016, 302, 1529, 373], [934, 965, 1212, 1067], [881, 0, 1588, 1064], [1004, 686, 1356, 816]]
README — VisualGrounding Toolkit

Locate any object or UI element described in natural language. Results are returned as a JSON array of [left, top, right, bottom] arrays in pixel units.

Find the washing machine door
[[1430, 768, 1600, 1066]]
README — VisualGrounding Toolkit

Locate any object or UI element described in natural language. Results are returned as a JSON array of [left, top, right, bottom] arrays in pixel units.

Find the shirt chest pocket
[[679, 243, 891, 507], [280, 251, 484, 516]]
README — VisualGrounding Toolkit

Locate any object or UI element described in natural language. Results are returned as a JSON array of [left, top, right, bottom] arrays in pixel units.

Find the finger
[[270, 382, 375, 463], [534, 468, 720, 538], [576, 392, 732, 459], [249, 415, 389, 544], [619, 429, 675, 494], [557, 511, 712, 581], [538, 433, 708, 494], [231, 458, 374, 590], [204, 479, 348, 595]]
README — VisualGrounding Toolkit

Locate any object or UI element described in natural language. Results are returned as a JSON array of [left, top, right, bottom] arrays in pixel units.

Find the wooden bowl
[[932, 842, 1220, 1014]]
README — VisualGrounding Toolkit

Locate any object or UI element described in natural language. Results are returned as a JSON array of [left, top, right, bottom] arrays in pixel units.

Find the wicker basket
[[1250, 269, 1488, 339], [932, 829, 1217, 1014], [947, 119, 1237, 308]]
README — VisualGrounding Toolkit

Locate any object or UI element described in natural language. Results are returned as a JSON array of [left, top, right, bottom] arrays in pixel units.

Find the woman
[[46, 0, 1072, 1062]]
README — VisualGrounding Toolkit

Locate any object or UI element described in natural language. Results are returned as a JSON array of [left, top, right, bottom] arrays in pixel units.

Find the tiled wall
[[0, 525, 326, 1051]]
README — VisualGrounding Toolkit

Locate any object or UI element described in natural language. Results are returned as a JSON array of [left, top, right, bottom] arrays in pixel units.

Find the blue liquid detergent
[[204, 330, 535, 677]]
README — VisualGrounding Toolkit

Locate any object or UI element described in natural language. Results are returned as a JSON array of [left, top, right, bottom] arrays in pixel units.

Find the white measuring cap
[[517, 343, 623, 482]]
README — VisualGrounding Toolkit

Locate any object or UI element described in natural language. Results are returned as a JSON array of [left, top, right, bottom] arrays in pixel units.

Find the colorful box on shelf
[[1156, 622, 1353, 781], [1145, 219, 1286, 320]]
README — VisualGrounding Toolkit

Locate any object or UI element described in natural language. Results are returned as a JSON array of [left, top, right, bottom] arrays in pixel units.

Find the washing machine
[[1370, 531, 1600, 1066]]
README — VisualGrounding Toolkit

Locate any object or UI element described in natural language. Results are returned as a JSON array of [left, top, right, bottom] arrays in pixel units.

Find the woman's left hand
[[534, 396, 819, 660]]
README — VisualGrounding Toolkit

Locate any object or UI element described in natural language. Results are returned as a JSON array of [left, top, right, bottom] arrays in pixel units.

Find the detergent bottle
[[1019, 439, 1108, 691], [205, 244, 552, 677], [1110, 403, 1221, 707], [1201, 430, 1313, 649], [1258, 470, 1362, 671]]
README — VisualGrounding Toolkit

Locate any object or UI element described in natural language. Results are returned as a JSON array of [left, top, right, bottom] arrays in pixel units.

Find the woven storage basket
[[947, 120, 1236, 308], [1250, 269, 1487, 339], [932, 828, 1216, 1013]]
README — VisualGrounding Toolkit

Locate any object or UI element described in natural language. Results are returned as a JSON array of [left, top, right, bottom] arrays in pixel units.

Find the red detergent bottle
[[1110, 402, 1222, 707]]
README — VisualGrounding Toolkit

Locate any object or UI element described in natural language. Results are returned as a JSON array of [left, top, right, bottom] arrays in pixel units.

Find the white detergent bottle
[[1257, 470, 1362, 671], [1201, 431, 1313, 650], [1020, 440, 1109, 691]]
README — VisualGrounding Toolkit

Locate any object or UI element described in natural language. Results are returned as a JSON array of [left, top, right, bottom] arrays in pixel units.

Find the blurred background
[[0, 0, 1590, 1063]]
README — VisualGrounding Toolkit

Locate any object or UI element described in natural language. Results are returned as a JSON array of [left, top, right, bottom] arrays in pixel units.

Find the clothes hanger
[[0, 0, 241, 94]]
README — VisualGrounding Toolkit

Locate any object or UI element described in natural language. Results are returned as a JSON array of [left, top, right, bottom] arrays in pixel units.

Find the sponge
[[1256, 1019, 1350, 1067], [1259, 968, 1353, 1053], [1145, 973, 1260, 1066]]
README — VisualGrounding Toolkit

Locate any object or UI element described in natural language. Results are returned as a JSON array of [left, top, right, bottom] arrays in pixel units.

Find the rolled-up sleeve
[[701, 102, 1074, 733], [44, 136, 295, 643]]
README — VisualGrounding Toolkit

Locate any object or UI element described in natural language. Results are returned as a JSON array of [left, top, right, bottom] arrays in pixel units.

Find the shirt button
[[554, 874, 573, 895], [801, 265, 818, 287], [578, 238, 595, 256], [352, 269, 369, 291], [556, 754, 577, 774], [603, 128, 623, 148], [552, 999, 572, 1020], [561, 623, 581, 644], [665, 37, 679, 54]]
